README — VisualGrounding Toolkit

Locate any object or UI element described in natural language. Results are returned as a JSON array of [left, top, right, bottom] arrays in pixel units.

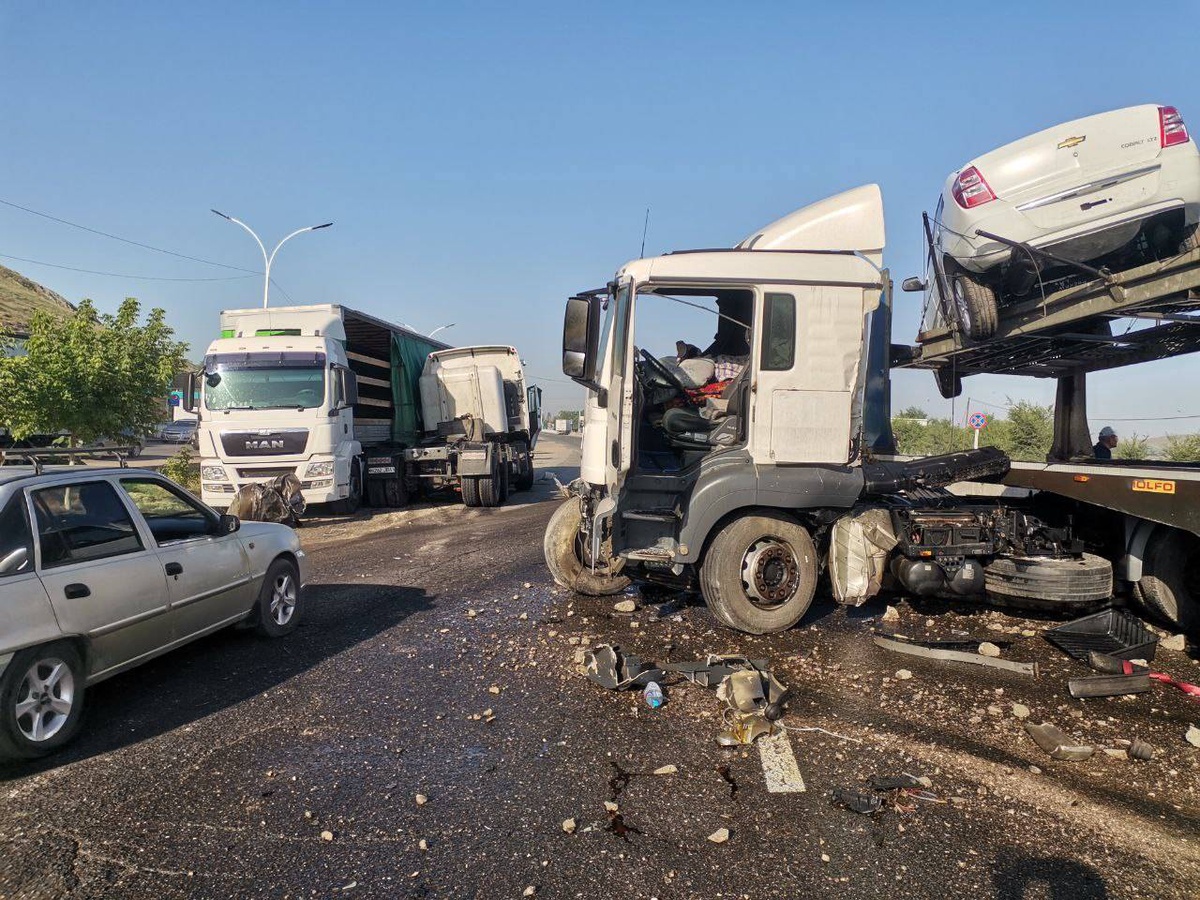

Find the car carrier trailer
[[544, 185, 1200, 636]]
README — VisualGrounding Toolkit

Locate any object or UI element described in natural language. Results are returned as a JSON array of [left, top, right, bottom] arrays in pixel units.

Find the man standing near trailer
[[1094, 426, 1118, 460]]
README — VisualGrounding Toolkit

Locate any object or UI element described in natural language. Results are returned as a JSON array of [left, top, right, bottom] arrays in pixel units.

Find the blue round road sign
[[968, 412, 988, 430]]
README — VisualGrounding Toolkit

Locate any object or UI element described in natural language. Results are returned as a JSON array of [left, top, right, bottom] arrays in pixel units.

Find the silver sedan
[[0, 467, 307, 760]]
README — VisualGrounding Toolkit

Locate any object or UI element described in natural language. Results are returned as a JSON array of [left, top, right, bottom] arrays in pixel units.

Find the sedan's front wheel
[[0, 641, 87, 760], [254, 559, 304, 638]]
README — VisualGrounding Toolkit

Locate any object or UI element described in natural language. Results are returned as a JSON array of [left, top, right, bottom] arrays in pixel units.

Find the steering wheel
[[637, 348, 696, 404]]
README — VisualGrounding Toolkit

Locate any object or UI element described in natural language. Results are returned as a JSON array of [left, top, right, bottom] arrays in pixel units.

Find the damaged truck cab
[[545, 185, 1100, 633]]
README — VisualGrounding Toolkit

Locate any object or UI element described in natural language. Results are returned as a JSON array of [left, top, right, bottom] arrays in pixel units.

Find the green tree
[[1116, 433, 1150, 460], [1164, 433, 1200, 462], [0, 298, 188, 443], [1004, 400, 1054, 462]]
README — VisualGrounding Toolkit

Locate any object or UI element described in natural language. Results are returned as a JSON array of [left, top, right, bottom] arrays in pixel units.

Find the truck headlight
[[201, 466, 227, 481], [305, 461, 335, 477]]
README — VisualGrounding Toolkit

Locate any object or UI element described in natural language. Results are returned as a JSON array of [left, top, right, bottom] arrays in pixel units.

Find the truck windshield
[[204, 352, 327, 411]]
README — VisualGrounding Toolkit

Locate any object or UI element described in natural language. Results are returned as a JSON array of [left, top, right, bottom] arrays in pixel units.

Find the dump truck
[[400, 345, 541, 507], [188, 304, 448, 513], [544, 184, 1200, 636]]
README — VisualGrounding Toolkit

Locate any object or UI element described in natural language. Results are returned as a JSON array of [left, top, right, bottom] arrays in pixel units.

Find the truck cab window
[[761, 293, 796, 371]]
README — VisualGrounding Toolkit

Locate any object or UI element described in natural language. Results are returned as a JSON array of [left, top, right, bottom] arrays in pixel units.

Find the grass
[[0, 264, 73, 335]]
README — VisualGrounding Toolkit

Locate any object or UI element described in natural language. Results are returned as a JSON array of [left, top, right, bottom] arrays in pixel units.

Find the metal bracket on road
[[872, 634, 1038, 677]]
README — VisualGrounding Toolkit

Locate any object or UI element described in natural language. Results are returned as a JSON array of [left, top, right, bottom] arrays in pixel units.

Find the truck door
[[749, 285, 871, 466]]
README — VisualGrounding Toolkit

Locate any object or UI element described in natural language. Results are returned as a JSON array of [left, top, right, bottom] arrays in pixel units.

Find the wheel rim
[[740, 538, 801, 609], [270, 572, 297, 625], [952, 279, 973, 333], [14, 657, 75, 743]]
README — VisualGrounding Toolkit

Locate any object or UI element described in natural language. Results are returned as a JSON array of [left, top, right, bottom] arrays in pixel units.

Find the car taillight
[[952, 166, 996, 209], [1159, 106, 1190, 148]]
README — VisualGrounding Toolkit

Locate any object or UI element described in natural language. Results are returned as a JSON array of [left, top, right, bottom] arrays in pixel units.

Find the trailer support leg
[[1049, 371, 1092, 462]]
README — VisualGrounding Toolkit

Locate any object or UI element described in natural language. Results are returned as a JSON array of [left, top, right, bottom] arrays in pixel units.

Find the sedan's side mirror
[[218, 514, 241, 535], [0, 546, 29, 576], [901, 276, 927, 293]]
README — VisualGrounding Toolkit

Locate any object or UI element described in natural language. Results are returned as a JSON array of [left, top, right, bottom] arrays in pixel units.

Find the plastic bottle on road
[[643, 681, 664, 709]]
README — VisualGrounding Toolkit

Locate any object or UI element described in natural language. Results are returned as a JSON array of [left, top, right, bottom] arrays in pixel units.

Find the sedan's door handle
[[64, 583, 90, 599], [165, 562, 183, 577]]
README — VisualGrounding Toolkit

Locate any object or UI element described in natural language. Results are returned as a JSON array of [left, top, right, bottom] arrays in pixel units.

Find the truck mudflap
[[455, 441, 494, 477]]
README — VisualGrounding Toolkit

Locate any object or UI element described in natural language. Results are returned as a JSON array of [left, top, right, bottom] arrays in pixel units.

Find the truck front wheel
[[1137, 528, 1200, 634], [515, 450, 535, 491], [330, 460, 363, 515], [699, 513, 818, 634], [543, 497, 630, 596]]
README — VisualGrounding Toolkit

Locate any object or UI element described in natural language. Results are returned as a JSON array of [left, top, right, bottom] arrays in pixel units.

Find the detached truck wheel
[[1137, 528, 1200, 634], [543, 497, 630, 596], [699, 512, 818, 634], [985, 553, 1112, 610]]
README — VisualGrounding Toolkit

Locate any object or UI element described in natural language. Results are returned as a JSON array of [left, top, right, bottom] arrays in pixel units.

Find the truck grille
[[219, 429, 308, 457], [236, 466, 298, 479]]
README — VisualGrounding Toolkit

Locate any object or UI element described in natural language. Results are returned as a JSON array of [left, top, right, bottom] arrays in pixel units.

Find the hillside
[[0, 264, 73, 334]]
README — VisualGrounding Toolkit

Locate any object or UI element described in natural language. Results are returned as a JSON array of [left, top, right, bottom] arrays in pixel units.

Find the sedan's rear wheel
[[0, 641, 86, 760], [255, 559, 304, 638], [946, 259, 1000, 340]]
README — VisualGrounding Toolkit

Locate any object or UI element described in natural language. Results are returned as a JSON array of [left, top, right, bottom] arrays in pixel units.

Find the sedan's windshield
[[205, 352, 327, 411]]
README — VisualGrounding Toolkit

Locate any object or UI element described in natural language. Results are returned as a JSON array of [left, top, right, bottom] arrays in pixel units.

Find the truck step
[[621, 508, 680, 522]]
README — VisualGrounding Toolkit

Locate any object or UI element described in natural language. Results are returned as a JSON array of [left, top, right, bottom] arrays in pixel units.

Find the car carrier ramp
[[896, 238, 1200, 382]]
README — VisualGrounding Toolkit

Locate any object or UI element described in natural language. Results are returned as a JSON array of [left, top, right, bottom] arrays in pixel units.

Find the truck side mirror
[[341, 367, 359, 407], [562, 295, 601, 389], [901, 276, 927, 293], [183, 372, 198, 413]]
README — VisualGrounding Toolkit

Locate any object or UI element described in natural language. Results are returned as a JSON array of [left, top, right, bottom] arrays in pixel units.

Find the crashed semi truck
[[188, 304, 447, 513], [543, 184, 1200, 636], [402, 345, 542, 507]]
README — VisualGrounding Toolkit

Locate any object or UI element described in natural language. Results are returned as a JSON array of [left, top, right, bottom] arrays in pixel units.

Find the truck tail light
[[952, 166, 996, 209], [1159, 106, 1190, 148]]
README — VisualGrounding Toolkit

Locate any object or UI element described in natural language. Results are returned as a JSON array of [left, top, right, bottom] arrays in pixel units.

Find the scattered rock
[[320, 830, 334, 842], [708, 828, 730, 844], [604, 801, 619, 813], [1186, 725, 1200, 748], [415, 794, 428, 806], [881, 605, 900, 623], [1103, 748, 1129, 760], [820, 853, 831, 863], [419, 839, 428, 851], [1028, 765, 1042, 775], [1161, 633, 1187, 652], [614, 599, 637, 614], [523, 582, 532, 589], [562, 817, 577, 834], [895, 669, 912, 681], [988, 622, 1005, 632], [518, 612, 528, 621], [512, 594, 520, 601], [489, 686, 501, 695], [987, 705, 1003, 717], [1011, 703, 1031, 720], [523, 887, 536, 897], [1021, 629, 1037, 638], [978, 642, 1002, 658], [466, 609, 478, 619], [653, 765, 678, 776]]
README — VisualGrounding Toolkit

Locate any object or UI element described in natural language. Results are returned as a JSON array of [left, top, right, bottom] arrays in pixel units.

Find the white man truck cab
[[544, 186, 1120, 634]]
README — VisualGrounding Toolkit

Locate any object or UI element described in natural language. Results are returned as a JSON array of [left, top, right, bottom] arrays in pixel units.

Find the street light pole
[[211, 210, 333, 308], [428, 323, 456, 338]]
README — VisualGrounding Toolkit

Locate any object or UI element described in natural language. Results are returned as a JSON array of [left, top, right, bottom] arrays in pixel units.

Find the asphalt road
[[2, 433, 1198, 899]]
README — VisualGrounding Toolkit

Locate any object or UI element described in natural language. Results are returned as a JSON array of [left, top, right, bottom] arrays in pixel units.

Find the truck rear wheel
[[699, 512, 818, 634], [498, 461, 511, 503], [543, 497, 630, 596], [367, 478, 387, 508], [985, 553, 1112, 609], [1137, 529, 1200, 634], [384, 477, 408, 508]]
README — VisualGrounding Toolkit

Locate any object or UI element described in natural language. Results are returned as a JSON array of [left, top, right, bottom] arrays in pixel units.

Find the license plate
[[370, 466, 397, 475]]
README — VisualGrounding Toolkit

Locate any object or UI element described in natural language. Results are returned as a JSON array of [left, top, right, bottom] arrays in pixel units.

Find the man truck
[[544, 185, 1200, 636], [188, 304, 448, 514]]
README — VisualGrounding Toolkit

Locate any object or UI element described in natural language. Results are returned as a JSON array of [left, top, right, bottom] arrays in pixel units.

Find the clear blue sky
[[2, 1, 1198, 432]]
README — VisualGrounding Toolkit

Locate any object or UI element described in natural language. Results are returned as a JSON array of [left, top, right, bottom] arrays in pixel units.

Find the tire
[[1137, 529, 1200, 634], [516, 450, 535, 491], [1179, 222, 1200, 254], [254, 558, 303, 637], [478, 460, 502, 508], [985, 553, 1112, 610], [367, 477, 387, 508], [699, 512, 818, 634], [543, 496, 631, 596], [946, 259, 999, 341], [935, 366, 962, 400], [497, 460, 511, 503], [330, 461, 363, 515], [384, 477, 408, 508], [0, 641, 87, 761], [462, 476, 482, 508]]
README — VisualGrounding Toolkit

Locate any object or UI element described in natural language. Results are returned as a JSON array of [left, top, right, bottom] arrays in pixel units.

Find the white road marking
[[759, 729, 806, 793]]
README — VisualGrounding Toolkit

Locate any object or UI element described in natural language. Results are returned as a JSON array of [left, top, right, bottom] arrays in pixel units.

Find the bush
[[160, 447, 200, 494], [1116, 433, 1150, 460], [1164, 433, 1200, 462]]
